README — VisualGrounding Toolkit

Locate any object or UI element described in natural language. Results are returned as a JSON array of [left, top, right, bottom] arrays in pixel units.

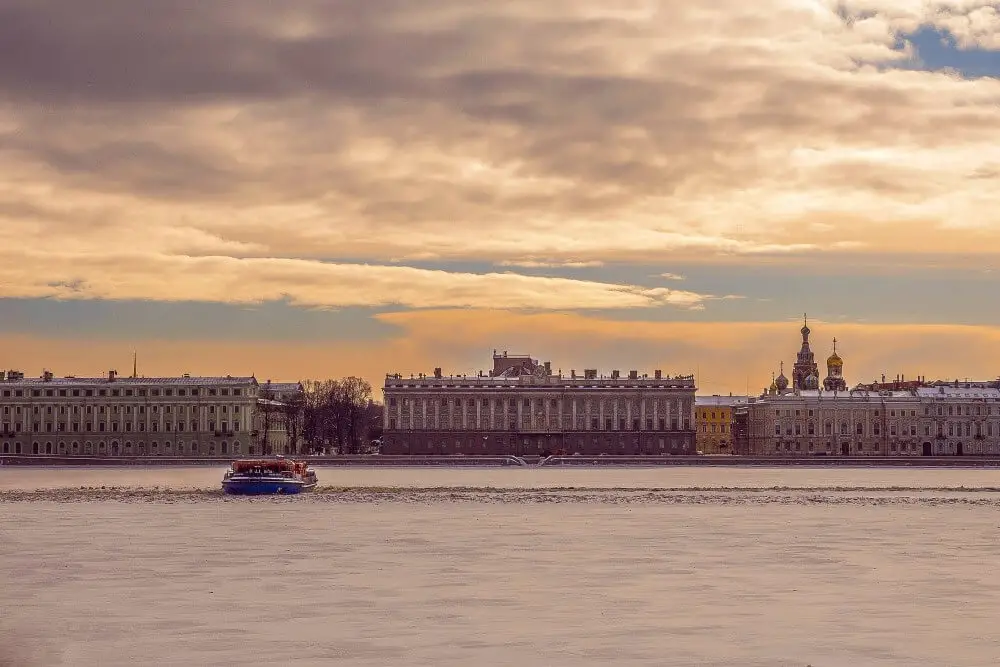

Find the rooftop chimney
[[628, 370, 638, 380], [42, 370, 53, 382], [108, 370, 117, 381], [433, 367, 442, 379], [654, 370, 662, 379], [544, 361, 551, 375], [611, 370, 620, 379]]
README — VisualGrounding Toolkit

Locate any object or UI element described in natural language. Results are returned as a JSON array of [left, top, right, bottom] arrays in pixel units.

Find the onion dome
[[827, 337, 843, 368], [800, 313, 810, 338], [775, 363, 789, 392]]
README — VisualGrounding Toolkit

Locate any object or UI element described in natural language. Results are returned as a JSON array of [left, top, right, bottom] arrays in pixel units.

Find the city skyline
[[3, 1, 1000, 394]]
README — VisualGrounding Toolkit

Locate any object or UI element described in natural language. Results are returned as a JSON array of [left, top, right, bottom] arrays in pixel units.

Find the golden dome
[[827, 338, 843, 368]]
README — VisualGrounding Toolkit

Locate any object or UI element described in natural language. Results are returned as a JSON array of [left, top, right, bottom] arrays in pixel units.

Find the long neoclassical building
[[0, 369, 299, 457], [748, 319, 1000, 456], [382, 352, 696, 455]]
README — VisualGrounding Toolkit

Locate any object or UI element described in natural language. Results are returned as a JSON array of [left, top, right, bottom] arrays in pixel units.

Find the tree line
[[257, 377, 383, 455]]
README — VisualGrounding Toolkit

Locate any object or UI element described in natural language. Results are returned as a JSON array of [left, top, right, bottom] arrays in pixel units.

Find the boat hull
[[222, 476, 317, 495]]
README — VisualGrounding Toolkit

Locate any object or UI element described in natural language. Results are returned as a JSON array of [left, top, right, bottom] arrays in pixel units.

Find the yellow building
[[695, 395, 750, 454]]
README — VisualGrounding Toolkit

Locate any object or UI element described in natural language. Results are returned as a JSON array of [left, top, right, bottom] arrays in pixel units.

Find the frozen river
[[3, 467, 1000, 666]]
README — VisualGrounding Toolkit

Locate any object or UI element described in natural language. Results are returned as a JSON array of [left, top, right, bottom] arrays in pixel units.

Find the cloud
[[0, 250, 717, 310], [659, 273, 685, 281], [0, 0, 999, 307], [497, 259, 605, 268]]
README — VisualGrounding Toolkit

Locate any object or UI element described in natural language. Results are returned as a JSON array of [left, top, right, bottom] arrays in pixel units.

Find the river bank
[[4, 454, 1000, 467]]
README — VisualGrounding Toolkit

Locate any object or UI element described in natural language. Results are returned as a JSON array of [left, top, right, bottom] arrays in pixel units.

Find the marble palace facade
[[381, 352, 697, 456]]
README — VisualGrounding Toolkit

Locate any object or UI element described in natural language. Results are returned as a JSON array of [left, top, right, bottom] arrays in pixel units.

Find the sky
[[2, 0, 1000, 396]]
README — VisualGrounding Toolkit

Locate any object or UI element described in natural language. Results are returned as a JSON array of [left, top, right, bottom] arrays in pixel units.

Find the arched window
[[164, 441, 172, 455], [190, 442, 199, 455], [151, 441, 159, 454], [840, 422, 848, 435], [233, 442, 241, 454], [855, 422, 863, 435], [125, 441, 133, 454], [98, 441, 106, 454], [45, 442, 53, 454], [2, 442, 8, 454], [221, 441, 228, 454], [177, 442, 185, 454], [111, 441, 120, 456], [32, 442, 40, 454]]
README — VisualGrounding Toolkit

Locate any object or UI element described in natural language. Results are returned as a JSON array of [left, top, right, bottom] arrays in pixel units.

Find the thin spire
[[832, 337, 838, 354], [132, 350, 137, 378]]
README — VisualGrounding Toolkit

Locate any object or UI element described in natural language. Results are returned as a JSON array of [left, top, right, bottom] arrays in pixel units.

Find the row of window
[[3, 404, 241, 416], [2, 421, 240, 434], [1, 440, 242, 455], [774, 441, 919, 453], [390, 396, 690, 412], [700, 424, 729, 433], [774, 405, 996, 418], [1, 387, 246, 399], [773, 421, 995, 437], [388, 417, 691, 431]]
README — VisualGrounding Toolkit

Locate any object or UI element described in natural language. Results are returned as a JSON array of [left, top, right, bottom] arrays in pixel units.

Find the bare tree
[[281, 393, 305, 454]]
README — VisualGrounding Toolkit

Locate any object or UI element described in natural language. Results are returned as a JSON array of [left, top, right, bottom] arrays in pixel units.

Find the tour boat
[[221, 457, 318, 495]]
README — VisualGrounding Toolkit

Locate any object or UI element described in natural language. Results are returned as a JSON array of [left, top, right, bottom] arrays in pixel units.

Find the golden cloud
[[0, 0, 998, 301]]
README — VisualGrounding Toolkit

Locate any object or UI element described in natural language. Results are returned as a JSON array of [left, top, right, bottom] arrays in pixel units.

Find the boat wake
[[5, 485, 1000, 505]]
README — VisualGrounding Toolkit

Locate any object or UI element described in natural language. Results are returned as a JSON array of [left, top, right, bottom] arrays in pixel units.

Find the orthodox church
[[767, 316, 847, 395]]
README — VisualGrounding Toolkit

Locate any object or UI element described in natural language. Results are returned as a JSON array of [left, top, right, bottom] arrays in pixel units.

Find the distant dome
[[776, 371, 789, 391], [827, 338, 843, 369]]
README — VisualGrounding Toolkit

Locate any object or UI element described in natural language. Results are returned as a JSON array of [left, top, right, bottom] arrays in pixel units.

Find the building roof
[[0, 375, 258, 387], [260, 382, 303, 393], [696, 395, 752, 406], [916, 387, 1000, 399], [761, 389, 920, 401]]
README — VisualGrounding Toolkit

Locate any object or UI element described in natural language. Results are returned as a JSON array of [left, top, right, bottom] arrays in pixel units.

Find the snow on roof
[[916, 386, 1000, 398], [261, 382, 302, 393], [0, 375, 257, 387], [696, 395, 751, 406]]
